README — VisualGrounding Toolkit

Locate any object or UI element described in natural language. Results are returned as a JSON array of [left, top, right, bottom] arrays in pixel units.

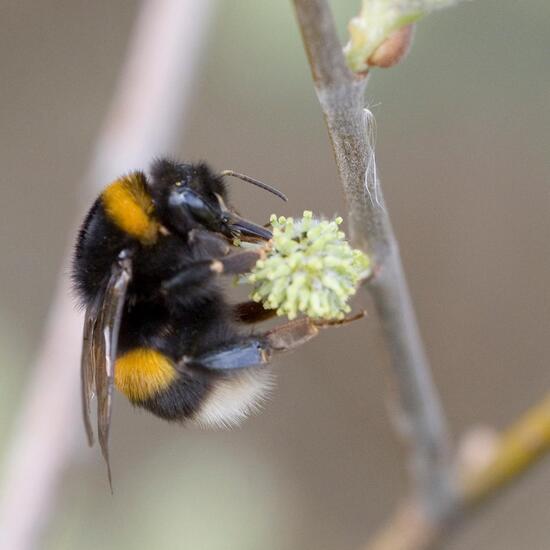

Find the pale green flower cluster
[[245, 211, 370, 320]]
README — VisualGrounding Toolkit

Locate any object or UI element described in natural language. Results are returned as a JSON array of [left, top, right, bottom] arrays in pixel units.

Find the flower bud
[[368, 24, 415, 68]]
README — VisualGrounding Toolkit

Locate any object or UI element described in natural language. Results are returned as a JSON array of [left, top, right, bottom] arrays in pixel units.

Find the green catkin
[[242, 211, 371, 320]]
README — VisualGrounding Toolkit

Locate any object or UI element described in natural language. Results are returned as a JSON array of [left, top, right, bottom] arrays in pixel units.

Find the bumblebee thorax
[[102, 173, 159, 245]]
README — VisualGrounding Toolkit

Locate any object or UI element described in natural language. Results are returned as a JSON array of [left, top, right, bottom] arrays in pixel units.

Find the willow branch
[[461, 392, 550, 505], [0, 2, 215, 549], [367, 392, 550, 549], [292, 0, 456, 519], [364, 501, 439, 550]]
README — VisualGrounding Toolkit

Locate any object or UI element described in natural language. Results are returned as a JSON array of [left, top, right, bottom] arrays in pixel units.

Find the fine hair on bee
[[73, 157, 362, 485]]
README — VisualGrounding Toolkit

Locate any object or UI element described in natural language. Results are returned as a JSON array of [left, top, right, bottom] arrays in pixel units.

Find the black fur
[[73, 159, 252, 422], [149, 158, 227, 201]]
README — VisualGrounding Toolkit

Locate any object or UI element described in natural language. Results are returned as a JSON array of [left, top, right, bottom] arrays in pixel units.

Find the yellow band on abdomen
[[115, 348, 177, 402]]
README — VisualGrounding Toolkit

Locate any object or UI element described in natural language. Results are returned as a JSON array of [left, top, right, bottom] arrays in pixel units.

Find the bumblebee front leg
[[162, 249, 265, 292]]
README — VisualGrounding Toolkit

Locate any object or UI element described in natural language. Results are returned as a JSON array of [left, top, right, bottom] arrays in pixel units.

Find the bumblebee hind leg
[[184, 313, 365, 372]]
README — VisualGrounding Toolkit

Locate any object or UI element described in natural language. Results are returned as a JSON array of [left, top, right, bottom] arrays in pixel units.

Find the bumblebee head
[[148, 158, 285, 241]]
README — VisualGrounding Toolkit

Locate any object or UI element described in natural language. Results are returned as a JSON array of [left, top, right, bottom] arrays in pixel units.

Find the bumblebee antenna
[[220, 170, 288, 202]]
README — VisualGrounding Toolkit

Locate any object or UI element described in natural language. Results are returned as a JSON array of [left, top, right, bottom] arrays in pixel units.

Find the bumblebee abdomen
[[191, 367, 275, 428], [114, 347, 178, 402], [115, 345, 274, 427]]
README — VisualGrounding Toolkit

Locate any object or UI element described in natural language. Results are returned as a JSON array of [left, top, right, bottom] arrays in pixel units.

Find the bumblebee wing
[[94, 252, 132, 489], [81, 293, 102, 446]]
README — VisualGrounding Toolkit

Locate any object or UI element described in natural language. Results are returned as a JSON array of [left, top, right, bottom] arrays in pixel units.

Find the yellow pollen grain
[[102, 173, 159, 244], [115, 348, 177, 402]]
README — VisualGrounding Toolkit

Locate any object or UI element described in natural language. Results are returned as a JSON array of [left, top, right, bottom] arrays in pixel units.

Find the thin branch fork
[[293, 0, 457, 522]]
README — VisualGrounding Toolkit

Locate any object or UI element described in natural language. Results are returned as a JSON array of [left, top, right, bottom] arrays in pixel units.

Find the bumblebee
[[73, 158, 359, 483]]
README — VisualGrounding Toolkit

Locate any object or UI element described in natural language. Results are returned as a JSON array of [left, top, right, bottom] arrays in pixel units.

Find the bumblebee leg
[[264, 317, 322, 352], [181, 318, 319, 372], [217, 249, 266, 274], [162, 249, 264, 292], [183, 339, 272, 371], [233, 301, 277, 324], [184, 313, 364, 373], [188, 229, 231, 257], [310, 310, 366, 327], [261, 312, 365, 352]]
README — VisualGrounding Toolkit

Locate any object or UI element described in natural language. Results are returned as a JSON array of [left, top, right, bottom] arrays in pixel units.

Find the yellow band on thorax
[[115, 347, 177, 402], [102, 173, 159, 244]]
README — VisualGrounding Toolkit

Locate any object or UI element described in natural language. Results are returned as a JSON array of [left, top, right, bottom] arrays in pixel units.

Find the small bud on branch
[[344, 0, 469, 73], [368, 24, 415, 68]]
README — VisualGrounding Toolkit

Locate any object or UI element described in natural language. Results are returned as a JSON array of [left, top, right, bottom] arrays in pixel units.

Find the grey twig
[[292, 0, 457, 521], [0, 2, 215, 549]]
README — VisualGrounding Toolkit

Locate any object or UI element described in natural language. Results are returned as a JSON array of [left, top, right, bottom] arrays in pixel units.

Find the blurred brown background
[[0, 1, 549, 549]]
